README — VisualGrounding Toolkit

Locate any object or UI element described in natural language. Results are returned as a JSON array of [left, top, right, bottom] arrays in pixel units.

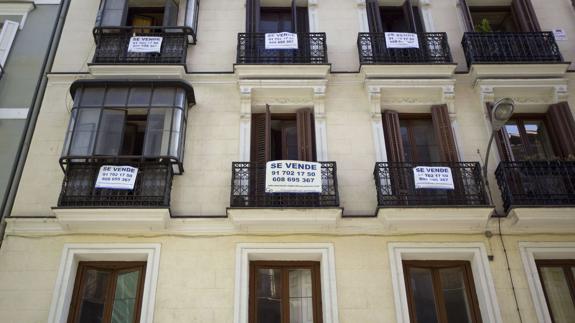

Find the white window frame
[[389, 242, 503, 323], [234, 243, 339, 323], [0, 3, 34, 29], [47, 243, 161, 323], [0, 20, 19, 67], [519, 242, 575, 323]]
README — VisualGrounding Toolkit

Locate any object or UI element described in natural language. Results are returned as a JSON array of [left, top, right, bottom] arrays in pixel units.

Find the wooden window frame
[[249, 261, 323, 323], [535, 259, 575, 323], [402, 260, 482, 323], [67, 261, 147, 323], [504, 113, 557, 161], [398, 114, 437, 163]]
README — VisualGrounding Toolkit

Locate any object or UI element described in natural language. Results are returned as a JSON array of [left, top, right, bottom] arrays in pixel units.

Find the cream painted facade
[[1, 0, 575, 323]]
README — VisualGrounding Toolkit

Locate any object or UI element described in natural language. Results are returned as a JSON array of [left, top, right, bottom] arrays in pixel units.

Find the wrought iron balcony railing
[[92, 26, 193, 65], [495, 161, 575, 212], [230, 162, 339, 208], [58, 157, 174, 208], [357, 32, 452, 64], [374, 162, 488, 207], [236, 32, 328, 64], [462, 32, 563, 66]]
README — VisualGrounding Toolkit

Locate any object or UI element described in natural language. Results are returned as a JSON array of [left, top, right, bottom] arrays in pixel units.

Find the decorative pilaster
[[239, 86, 252, 162], [368, 87, 387, 162], [554, 84, 568, 103], [308, 0, 319, 32], [356, 0, 369, 33], [313, 86, 328, 161]]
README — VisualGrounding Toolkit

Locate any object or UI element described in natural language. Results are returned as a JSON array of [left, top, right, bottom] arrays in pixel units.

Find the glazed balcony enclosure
[[373, 162, 492, 233], [496, 161, 575, 212], [56, 80, 195, 210]]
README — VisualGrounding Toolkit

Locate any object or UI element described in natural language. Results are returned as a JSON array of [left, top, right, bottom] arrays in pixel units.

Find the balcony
[[373, 162, 492, 233], [58, 158, 174, 208], [90, 26, 193, 76], [495, 161, 575, 229], [235, 32, 329, 79], [228, 162, 340, 230], [462, 32, 568, 78]]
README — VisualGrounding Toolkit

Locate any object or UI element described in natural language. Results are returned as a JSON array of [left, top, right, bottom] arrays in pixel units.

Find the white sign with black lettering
[[265, 160, 322, 193], [128, 36, 163, 53], [265, 32, 299, 49], [413, 166, 454, 190], [95, 165, 139, 190], [385, 32, 419, 48]]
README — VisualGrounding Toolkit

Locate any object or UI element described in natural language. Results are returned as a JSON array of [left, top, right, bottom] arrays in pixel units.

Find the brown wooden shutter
[[296, 108, 315, 161], [431, 105, 459, 163], [246, 0, 260, 33], [511, 0, 541, 32], [546, 102, 575, 159], [250, 105, 271, 163], [382, 110, 405, 162], [402, 0, 418, 32], [366, 0, 383, 33], [458, 0, 474, 32], [486, 103, 514, 162]]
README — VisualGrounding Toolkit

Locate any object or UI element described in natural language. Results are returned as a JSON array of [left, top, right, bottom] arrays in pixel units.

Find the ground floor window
[[403, 260, 482, 323], [536, 260, 575, 323], [68, 262, 146, 323], [250, 261, 322, 323]]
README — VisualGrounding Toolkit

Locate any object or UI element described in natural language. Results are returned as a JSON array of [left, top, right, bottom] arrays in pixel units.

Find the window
[[249, 261, 322, 323], [366, 0, 423, 33], [251, 107, 316, 163], [246, 0, 309, 33], [62, 81, 194, 174], [382, 105, 459, 163], [536, 260, 575, 323], [0, 19, 19, 68], [68, 262, 146, 323], [502, 116, 556, 161], [459, 0, 540, 32]]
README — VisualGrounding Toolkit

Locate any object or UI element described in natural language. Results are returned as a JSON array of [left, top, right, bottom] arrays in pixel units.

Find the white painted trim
[[0, 3, 34, 29], [35, 0, 62, 4], [519, 242, 575, 323], [418, 0, 435, 32], [356, 0, 369, 32], [0, 20, 19, 65], [47, 244, 161, 323], [308, 0, 319, 33], [234, 243, 339, 323], [0, 108, 29, 119], [388, 242, 503, 323]]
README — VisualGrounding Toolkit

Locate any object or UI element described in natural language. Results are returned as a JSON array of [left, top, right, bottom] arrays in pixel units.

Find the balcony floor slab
[[376, 206, 494, 233], [52, 208, 170, 232], [88, 64, 186, 78], [234, 64, 330, 79], [506, 207, 575, 233], [469, 63, 569, 80], [361, 64, 457, 79], [227, 207, 341, 232]]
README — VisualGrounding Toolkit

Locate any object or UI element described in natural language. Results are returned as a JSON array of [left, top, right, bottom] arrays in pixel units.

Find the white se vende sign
[[95, 165, 139, 190], [265, 32, 299, 49], [265, 160, 322, 193], [128, 36, 163, 53], [413, 166, 454, 190]]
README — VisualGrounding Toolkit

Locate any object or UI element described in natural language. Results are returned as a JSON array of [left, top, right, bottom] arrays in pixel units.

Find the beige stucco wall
[[1, 232, 574, 323]]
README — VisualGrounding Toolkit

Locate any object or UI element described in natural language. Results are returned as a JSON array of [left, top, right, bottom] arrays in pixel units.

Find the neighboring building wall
[[0, 3, 60, 210]]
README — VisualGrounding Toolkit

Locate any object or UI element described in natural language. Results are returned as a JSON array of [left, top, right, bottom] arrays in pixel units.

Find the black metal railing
[[358, 32, 452, 64], [236, 32, 328, 64], [92, 26, 193, 65], [462, 32, 563, 66], [230, 162, 339, 208], [374, 162, 488, 207], [58, 158, 174, 208], [496, 161, 575, 212]]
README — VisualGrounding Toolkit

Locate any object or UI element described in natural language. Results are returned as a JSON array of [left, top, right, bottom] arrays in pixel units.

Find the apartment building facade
[[0, 0, 61, 218], [0, 0, 574, 322]]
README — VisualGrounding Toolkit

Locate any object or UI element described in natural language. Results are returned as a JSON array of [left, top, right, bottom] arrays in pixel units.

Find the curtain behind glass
[[111, 270, 141, 323]]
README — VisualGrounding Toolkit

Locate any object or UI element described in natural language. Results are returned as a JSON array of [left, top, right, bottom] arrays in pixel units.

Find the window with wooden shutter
[[464, 0, 539, 32], [546, 102, 575, 159], [251, 105, 271, 164], [379, 2, 423, 33], [382, 110, 405, 163], [296, 108, 315, 161]]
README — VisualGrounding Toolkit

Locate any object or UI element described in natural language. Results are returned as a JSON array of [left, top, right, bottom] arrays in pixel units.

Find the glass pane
[[523, 121, 555, 160], [439, 267, 473, 323], [411, 120, 440, 163], [256, 268, 282, 323], [400, 123, 412, 162], [409, 267, 439, 323], [289, 269, 314, 323], [169, 109, 183, 158], [151, 87, 176, 107], [285, 126, 298, 160], [128, 87, 152, 107], [104, 87, 129, 107], [540, 266, 575, 323], [77, 269, 110, 323], [111, 270, 141, 323], [504, 122, 526, 161], [62, 109, 77, 156], [80, 87, 105, 107], [143, 109, 172, 157], [69, 109, 101, 156], [94, 110, 125, 156]]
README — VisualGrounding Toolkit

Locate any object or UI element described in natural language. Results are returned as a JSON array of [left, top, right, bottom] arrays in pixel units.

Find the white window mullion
[[0, 20, 19, 67]]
